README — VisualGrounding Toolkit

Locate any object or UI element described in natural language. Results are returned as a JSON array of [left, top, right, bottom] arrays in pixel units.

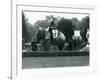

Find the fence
[[22, 51, 89, 57]]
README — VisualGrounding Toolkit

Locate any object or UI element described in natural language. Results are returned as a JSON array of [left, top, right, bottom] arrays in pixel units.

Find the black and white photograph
[[10, 1, 97, 79], [0, 0, 99, 80], [22, 10, 90, 69]]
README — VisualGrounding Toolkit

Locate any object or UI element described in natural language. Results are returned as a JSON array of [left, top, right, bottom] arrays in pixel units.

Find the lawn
[[22, 56, 89, 69]]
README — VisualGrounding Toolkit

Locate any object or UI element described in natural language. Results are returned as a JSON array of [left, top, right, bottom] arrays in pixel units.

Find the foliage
[[72, 18, 80, 30], [22, 12, 31, 42], [58, 18, 74, 41], [79, 16, 90, 44]]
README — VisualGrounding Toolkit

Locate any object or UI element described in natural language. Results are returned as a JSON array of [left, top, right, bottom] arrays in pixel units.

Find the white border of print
[[11, 1, 97, 80]]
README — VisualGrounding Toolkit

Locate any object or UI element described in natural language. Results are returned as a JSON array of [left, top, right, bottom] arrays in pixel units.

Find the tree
[[72, 18, 80, 30], [58, 18, 74, 42], [79, 16, 90, 44], [22, 12, 31, 42]]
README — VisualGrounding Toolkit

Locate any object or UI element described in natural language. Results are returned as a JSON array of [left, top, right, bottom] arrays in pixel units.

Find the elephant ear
[[41, 29, 46, 40], [45, 31, 50, 40], [36, 30, 41, 43], [57, 31, 66, 40]]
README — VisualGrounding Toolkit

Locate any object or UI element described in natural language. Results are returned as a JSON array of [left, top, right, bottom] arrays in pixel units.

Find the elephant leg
[[43, 39, 51, 51], [57, 44, 64, 51]]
